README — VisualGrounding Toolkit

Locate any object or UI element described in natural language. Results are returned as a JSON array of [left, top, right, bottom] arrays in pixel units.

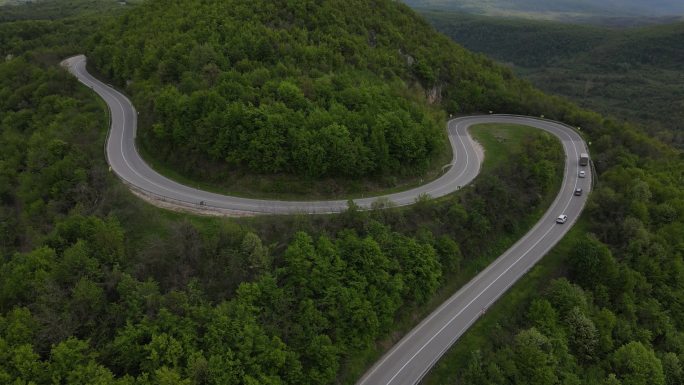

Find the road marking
[[65, 57, 590, 384], [357, 119, 589, 385], [68, 56, 494, 214]]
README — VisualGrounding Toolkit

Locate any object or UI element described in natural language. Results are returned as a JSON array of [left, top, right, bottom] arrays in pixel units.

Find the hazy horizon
[[404, 0, 684, 18]]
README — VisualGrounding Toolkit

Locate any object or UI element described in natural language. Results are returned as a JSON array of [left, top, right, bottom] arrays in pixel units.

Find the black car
[[574, 188, 583, 196]]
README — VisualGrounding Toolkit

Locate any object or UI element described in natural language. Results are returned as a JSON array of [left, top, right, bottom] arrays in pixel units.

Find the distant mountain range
[[420, 10, 684, 146], [405, 0, 684, 19]]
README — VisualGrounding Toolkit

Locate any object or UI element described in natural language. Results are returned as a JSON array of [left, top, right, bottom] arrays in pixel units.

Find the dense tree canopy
[[3, 1, 683, 385], [425, 57, 684, 385], [0, 11, 566, 379], [86, 0, 547, 180], [421, 11, 684, 147]]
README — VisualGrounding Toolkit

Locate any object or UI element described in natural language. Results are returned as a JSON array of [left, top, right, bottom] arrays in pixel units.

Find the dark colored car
[[574, 188, 583, 196]]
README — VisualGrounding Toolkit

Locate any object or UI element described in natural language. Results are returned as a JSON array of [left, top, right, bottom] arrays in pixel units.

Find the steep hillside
[[423, 13, 684, 69], [87, 0, 541, 185], [0, 0, 137, 22], [422, 11, 684, 146]]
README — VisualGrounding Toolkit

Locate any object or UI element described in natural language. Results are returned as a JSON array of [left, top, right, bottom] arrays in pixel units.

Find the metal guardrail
[[106, 111, 589, 216], [73, 64, 327, 216], [90, 79, 401, 215], [72, 62, 588, 218], [115, 175, 358, 216]]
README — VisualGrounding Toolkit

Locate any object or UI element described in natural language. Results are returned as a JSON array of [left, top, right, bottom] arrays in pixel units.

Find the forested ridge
[[420, 11, 684, 147], [1, 0, 684, 384], [86, 0, 548, 183], [416, 13, 684, 385], [0, 42, 563, 385], [427, 120, 684, 384], [0, 2, 565, 383], [404, 0, 684, 19], [0, 0, 138, 22]]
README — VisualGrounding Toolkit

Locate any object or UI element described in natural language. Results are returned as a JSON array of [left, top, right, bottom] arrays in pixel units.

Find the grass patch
[[470, 123, 539, 168], [104, 180, 240, 252]]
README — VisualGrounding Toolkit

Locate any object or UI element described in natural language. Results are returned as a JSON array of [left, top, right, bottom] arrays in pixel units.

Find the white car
[[579, 170, 586, 178], [556, 214, 568, 224]]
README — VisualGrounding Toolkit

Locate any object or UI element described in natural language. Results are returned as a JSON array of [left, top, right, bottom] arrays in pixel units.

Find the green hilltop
[[87, 0, 546, 183]]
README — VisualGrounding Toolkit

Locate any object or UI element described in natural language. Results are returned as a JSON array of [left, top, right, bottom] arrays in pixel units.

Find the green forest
[[1, 0, 683, 385], [88, 0, 444, 180], [0, 27, 562, 383], [426, 122, 684, 384], [427, 154, 684, 384], [420, 10, 684, 148], [414, 11, 684, 385], [84, 0, 558, 187]]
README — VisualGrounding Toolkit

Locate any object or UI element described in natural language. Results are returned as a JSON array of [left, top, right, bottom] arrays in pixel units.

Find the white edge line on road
[[358, 118, 586, 385], [415, 135, 586, 384], [384, 143, 580, 385], [65, 57, 591, 385]]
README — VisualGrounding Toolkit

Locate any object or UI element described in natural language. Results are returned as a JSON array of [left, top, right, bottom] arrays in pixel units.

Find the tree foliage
[[436, 60, 684, 385], [6, 1, 684, 385], [422, 10, 684, 147]]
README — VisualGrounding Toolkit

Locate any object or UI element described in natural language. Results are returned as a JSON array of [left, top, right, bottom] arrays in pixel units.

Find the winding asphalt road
[[63, 54, 591, 384], [357, 116, 590, 385]]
